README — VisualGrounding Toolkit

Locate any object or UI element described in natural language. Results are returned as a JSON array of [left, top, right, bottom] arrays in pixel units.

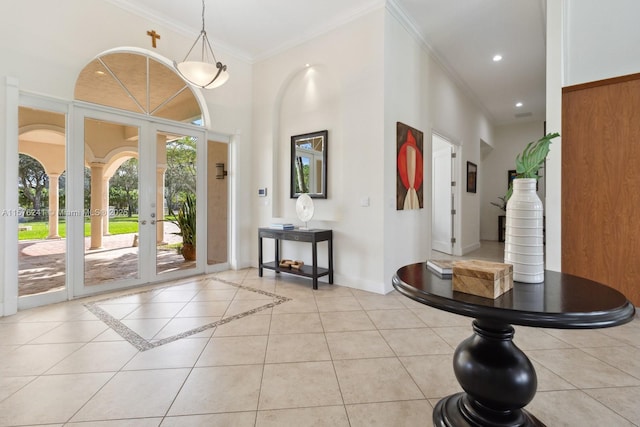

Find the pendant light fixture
[[174, 0, 229, 89]]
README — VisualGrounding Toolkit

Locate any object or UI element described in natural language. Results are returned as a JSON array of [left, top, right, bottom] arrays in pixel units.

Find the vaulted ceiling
[[106, 0, 546, 126]]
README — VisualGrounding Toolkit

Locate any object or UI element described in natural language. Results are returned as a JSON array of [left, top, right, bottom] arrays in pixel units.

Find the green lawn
[[18, 215, 140, 240]]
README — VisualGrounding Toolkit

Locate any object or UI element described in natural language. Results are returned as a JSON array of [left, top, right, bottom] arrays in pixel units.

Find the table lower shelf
[[261, 261, 330, 279]]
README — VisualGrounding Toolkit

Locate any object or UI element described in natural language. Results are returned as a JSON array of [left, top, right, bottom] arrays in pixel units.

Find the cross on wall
[[146, 30, 160, 48]]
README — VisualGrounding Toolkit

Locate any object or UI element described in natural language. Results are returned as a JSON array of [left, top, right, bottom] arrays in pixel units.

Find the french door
[[71, 107, 205, 297]]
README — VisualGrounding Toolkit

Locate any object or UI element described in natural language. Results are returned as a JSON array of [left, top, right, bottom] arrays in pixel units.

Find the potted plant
[[506, 132, 560, 200], [172, 193, 196, 261], [504, 132, 559, 283]]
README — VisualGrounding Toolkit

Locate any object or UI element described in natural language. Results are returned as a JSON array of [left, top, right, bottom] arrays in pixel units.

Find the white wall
[[382, 5, 494, 292], [480, 121, 545, 241], [251, 8, 386, 292], [0, 0, 253, 312], [564, 0, 640, 86]]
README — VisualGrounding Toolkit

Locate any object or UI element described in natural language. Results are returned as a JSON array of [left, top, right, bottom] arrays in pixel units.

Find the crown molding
[[385, 0, 496, 124]]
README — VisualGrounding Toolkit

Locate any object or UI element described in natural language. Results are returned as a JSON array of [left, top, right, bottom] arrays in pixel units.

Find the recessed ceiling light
[[516, 102, 523, 108], [305, 63, 310, 68], [493, 54, 503, 62]]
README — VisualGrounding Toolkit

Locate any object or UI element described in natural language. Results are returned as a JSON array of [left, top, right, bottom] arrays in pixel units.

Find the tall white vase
[[504, 178, 544, 283]]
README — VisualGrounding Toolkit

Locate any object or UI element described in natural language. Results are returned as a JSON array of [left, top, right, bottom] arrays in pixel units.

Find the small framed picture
[[466, 162, 477, 193]]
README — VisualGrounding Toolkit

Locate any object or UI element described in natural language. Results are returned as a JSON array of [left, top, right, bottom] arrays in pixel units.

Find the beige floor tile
[[259, 361, 342, 410], [191, 289, 238, 301], [401, 354, 462, 399], [346, 400, 433, 427], [13, 304, 89, 322], [161, 412, 256, 427], [513, 325, 575, 350], [431, 326, 473, 348], [0, 343, 83, 376], [380, 328, 453, 356], [585, 386, 640, 425], [366, 308, 426, 329], [30, 320, 108, 344], [312, 284, 355, 297], [0, 321, 62, 345], [411, 307, 471, 327], [271, 297, 317, 314], [531, 360, 576, 391], [544, 328, 629, 348], [149, 289, 200, 303], [334, 357, 424, 404], [205, 280, 242, 290], [151, 316, 220, 340], [0, 376, 35, 401], [326, 330, 394, 359], [196, 335, 268, 366], [273, 284, 316, 299], [319, 311, 375, 332], [265, 333, 331, 363], [48, 341, 138, 374], [72, 369, 190, 421], [527, 390, 634, 426], [168, 365, 262, 415], [355, 295, 407, 310], [0, 373, 112, 426], [528, 348, 640, 388], [582, 345, 640, 378], [94, 303, 140, 320], [175, 300, 231, 318], [92, 327, 128, 342], [213, 313, 271, 336], [224, 299, 273, 317], [120, 318, 171, 339], [69, 419, 162, 426], [256, 406, 349, 427], [124, 338, 208, 370], [598, 321, 640, 346], [315, 296, 362, 312], [270, 312, 323, 334]]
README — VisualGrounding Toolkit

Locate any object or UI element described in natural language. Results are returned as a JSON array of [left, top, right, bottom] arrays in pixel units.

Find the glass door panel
[[18, 107, 67, 298], [83, 117, 141, 286], [156, 131, 197, 275]]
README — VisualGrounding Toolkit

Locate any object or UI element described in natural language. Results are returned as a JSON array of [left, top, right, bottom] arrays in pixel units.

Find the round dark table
[[393, 263, 636, 427]]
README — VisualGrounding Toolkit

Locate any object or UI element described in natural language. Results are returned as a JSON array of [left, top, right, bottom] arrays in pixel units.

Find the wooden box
[[452, 260, 513, 299]]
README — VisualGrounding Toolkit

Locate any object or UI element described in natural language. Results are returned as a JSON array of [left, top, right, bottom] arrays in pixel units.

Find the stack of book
[[426, 259, 455, 278], [270, 223, 295, 230]]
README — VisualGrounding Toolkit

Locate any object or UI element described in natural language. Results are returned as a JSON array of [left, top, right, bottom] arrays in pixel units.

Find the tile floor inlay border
[[84, 277, 291, 351]]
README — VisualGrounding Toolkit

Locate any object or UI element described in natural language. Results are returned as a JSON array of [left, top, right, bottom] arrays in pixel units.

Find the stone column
[[102, 178, 110, 236], [47, 173, 61, 239], [89, 162, 105, 249]]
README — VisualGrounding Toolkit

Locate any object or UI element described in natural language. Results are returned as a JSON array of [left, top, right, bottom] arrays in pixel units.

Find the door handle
[[140, 220, 147, 225], [150, 220, 156, 225]]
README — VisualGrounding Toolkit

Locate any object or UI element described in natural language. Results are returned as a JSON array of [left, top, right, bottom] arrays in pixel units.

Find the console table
[[258, 228, 333, 289], [393, 263, 635, 427]]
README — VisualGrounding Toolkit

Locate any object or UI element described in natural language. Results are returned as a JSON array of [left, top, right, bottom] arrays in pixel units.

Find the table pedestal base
[[433, 393, 544, 427], [433, 319, 546, 427]]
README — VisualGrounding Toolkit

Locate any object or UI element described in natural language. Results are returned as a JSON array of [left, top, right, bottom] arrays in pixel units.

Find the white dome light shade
[[176, 61, 228, 89]]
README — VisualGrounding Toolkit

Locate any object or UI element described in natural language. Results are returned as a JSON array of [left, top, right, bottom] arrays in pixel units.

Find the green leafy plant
[[491, 196, 507, 211], [506, 132, 560, 200], [172, 193, 196, 246]]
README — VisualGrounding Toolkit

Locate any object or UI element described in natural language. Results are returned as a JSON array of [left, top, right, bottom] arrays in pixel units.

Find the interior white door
[[432, 134, 454, 255]]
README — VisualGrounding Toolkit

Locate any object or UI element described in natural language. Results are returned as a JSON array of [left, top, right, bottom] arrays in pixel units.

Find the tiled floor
[[1, 242, 639, 426]]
